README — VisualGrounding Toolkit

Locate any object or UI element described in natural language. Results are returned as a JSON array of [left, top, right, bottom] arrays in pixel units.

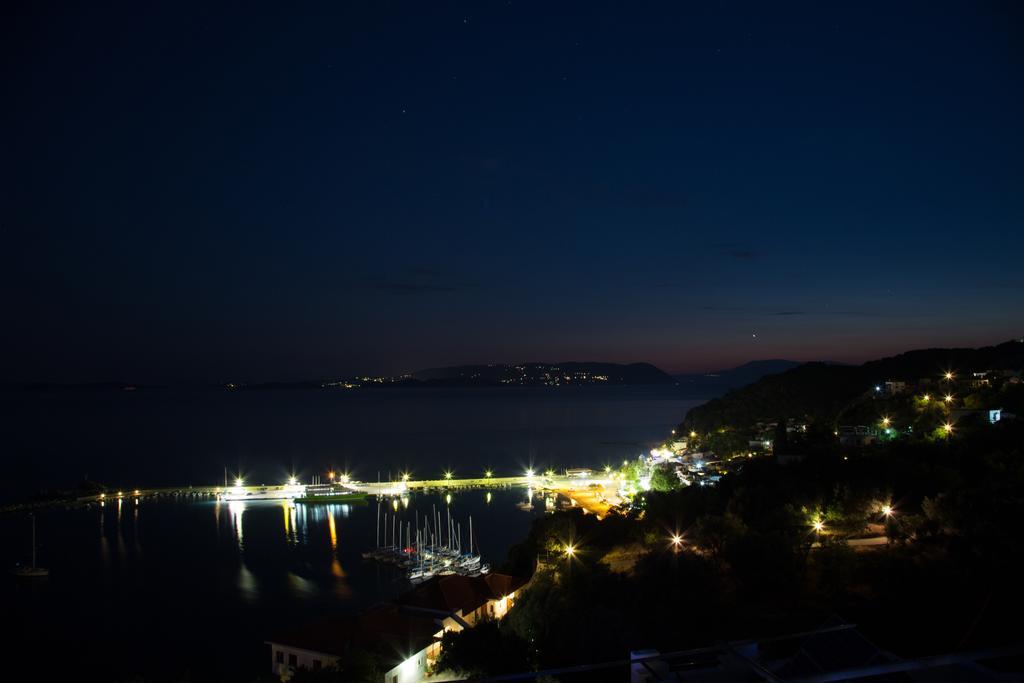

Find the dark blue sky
[[2, 1, 1022, 382]]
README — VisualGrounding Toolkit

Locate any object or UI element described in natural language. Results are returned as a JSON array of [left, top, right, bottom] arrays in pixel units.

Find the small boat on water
[[295, 490, 367, 505], [218, 483, 305, 501], [10, 514, 48, 578]]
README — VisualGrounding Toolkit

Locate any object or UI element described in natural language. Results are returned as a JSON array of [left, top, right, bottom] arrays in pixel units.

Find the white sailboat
[[11, 514, 49, 578]]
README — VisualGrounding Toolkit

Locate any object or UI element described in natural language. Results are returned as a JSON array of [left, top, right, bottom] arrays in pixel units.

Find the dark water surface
[[0, 386, 704, 497], [3, 490, 540, 680], [0, 387, 705, 680]]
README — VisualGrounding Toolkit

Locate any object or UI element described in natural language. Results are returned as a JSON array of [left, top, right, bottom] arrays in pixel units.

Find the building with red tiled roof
[[266, 573, 529, 683]]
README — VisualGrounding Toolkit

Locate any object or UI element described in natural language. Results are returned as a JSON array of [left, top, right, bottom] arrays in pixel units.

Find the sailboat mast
[[31, 514, 36, 569], [469, 516, 473, 555]]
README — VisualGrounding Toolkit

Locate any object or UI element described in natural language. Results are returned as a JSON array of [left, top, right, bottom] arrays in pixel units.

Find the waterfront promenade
[[2, 474, 622, 517]]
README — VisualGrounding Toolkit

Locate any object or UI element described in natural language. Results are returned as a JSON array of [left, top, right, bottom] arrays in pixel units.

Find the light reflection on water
[[238, 564, 259, 602], [4, 485, 551, 680], [229, 500, 245, 547]]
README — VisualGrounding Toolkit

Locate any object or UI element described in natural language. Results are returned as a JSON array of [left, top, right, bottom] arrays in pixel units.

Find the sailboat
[[11, 514, 49, 578]]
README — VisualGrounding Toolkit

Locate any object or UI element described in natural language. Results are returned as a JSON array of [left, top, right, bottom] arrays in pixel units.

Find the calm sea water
[[0, 386, 704, 498], [0, 387, 705, 680]]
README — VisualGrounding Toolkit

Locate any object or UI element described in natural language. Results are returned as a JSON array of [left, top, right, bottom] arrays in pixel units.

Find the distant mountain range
[[2, 359, 804, 392], [409, 362, 674, 386], [673, 359, 805, 394]]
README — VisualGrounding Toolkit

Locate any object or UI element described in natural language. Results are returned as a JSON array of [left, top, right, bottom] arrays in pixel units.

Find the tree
[[650, 463, 681, 492], [288, 649, 381, 683], [434, 619, 531, 677]]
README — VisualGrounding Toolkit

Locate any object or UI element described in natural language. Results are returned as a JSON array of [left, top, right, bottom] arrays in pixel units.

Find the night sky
[[3, 1, 1022, 383]]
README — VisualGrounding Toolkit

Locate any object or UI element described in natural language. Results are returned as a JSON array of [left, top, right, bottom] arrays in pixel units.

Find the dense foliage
[[440, 419, 1024, 678]]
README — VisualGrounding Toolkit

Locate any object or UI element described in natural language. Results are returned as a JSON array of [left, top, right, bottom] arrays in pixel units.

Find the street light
[[881, 505, 893, 517], [670, 534, 683, 550], [689, 431, 697, 439], [944, 394, 954, 404], [881, 417, 891, 427], [484, 470, 493, 478], [444, 471, 454, 480], [943, 422, 954, 435], [401, 472, 410, 482], [944, 371, 955, 381], [525, 468, 535, 479], [812, 520, 824, 533], [922, 394, 931, 402], [563, 544, 576, 558]]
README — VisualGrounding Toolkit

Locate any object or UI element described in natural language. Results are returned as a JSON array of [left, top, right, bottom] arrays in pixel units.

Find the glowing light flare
[[882, 505, 893, 517], [484, 470, 493, 478], [944, 371, 955, 381], [881, 417, 891, 427], [670, 534, 683, 549], [812, 519, 825, 533], [944, 394, 954, 403], [943, 422, 954, 434], [689, 431, 697, 439], [563, 544, 576, 558], [401, 472, 410, 482], [234, 477, 244, 488], [444, 471, 453, 480]]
